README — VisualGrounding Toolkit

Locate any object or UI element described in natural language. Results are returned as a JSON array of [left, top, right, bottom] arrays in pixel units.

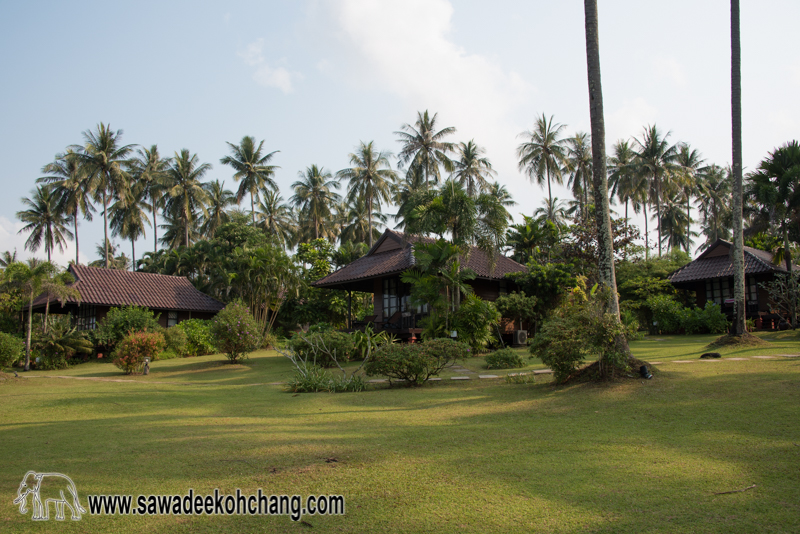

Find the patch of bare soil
[[562, 357, 656, 384], [705, 332, 771, 350]]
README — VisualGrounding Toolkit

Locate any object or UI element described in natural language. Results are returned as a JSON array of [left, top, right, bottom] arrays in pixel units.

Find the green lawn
[[2, 333, 799, 533]]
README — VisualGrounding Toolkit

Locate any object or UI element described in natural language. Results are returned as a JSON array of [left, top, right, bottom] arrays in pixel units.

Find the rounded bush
[[484, 348, 525, 369], [163, 327, 188, 357], [175, 319, 216, 356], [113, 332, 166, 374], [0, 332, 24, 368], [211, 303, 261, 364], [365, 338, 470, 386]]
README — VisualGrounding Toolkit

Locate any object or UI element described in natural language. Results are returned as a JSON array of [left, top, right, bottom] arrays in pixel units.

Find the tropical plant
[[211, 302, 262, 363], [730, 0, 746, 335], [565, 132, 593, 221], [675, 143, 705, 252], [0, 332, 24, 369], [696, 164, 732, 248], [109, 180, 150, 269], [339, 196, 386, 245], [220, 136, 279, 224], [484, 348, 525, 370], [517, 113, 569, 215], [200, 180, 236, 238], [256, 189, 295, 247], [88, 239, 131, 270], [92, 305, 161, 351], [365, 338, 470, 386], [113, 331, 166, 374], [395, 110, 456, 188], [164, 149, 212, 247], [290, 165, 341, 241], [33, 316, 93, 369], [451, 140, 495, 198], [128, 145, 170, 253], [16, 186, 73, 263], [71, 123, 135, 268], [338, 141, 396, 247], [37, 150, 94, 265], [608, 139, 645, 248]]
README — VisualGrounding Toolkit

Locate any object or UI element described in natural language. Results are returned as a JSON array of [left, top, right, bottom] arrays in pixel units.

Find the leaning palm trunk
[[730, 0, 746, 335], [583, 0, 630, 370], [784, 225, 796, 326]]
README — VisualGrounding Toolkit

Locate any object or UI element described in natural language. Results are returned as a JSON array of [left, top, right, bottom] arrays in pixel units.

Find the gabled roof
[[312, 229, 526, 290], [668, 239, 795, 284], [30, 264, 225, 312]]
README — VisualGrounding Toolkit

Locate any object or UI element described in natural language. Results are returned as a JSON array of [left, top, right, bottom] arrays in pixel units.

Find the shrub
[[647, 295, 683, 334], [484, 348, 525, 369], [284, 364, 368, 393], [531, 289, 635, 383], [364, 338, 470, 386], [0, 332, 24, 368], [211, 302, 261, 364], [702, 303, 730, 334], [163, 327, 188, 356], [92, 306, 161, 351], [113, 331, 166, 374], [33, 317, 93, 370], [287, 331, 355, 367], [175, 319, 216, 356], [156, 349, 181, 360], [453, 294, 501, 352]]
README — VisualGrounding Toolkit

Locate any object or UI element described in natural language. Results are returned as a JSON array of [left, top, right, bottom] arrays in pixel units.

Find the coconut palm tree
[[128, 145, 170, 253], [533, 197, 569, 226], [395, 110, 456, 187], [485, 181, 516, 209], [256, 189, 296, 248], [71, 123, 135, 268], [675, 143, 705, 253], [110, 181, 150, 270], [451, 140, 496, 198], [17, 186, 74, 263], [696, 164, 733, 247], [730, 0, 746, 334], [340, 195, 387, 245], [337, 141, 396, 247], [517, 114, 569, 216], [0, 250, 17, 269], [290, 165, 341, 241], [89, 239, 131, 270], [201, 180, 236, 238], [164, 149, 212, 248], [608, 139, 646, 251], [633, 124, 679, 257], [220, 136, 279, 224], [566, 132, 593, 221], [659, 198, 695, 252], [37, 150, 94, 265]]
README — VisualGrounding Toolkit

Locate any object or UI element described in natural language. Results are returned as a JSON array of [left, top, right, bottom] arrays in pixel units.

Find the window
[[499, 280, 508, 296], [747, 277, 758, 303], [382, 279, 399, 319], [75, 305, 96, 331], [705, 278, 732, 305], [167, 311, 178, 327]]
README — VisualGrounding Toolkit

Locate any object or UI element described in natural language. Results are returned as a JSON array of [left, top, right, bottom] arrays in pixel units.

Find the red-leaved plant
[[113, 331, 166, 374]]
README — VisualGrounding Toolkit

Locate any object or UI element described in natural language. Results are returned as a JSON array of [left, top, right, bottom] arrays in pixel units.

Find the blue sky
[[1, 0, 798, 265]]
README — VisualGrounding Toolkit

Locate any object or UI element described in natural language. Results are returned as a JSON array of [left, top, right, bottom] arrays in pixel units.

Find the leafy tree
[[256, 189, 295, 248], [211, 302, 262, 363], [128, 145, 170, 253], [517, 113, 569, 215], [220, 136, 279, 225], [16, 186, 73, 263], [675, 143, 705, 252], [395, 110, 456, 188], [340, 196, 386, 245], [71, 123, 135, 268], [505, 263, 577, 333], [338, 141, 396, 247], [696, 164, 732, 248], [565, 132, 593, 221], [201, 180, 236, 238], [505, 215, 564, 263], [609, 139, 646, 249], [89, 239, 131, 270], [109, 180, 150, 269], [164, 149, 212, 247]]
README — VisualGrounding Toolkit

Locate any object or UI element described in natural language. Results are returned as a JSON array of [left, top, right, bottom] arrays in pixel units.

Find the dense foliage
[[211, 302, 261, 363], [365, 338, 470, 386], [163, 326, 188, 357], [484, 348, 526, 369], [0, 332, 24, 368], [113, 331, 166, 374], [93, 306, 161, 351], [175, 319, 216, 356]]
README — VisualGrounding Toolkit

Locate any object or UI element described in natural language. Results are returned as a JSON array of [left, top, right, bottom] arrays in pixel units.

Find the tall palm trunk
[[643, 204, 650, 259], [583, 0, 628, 367], [131, 239, 136, 272], [730, 0, 746, 335], [152, 198, 158, 253], [103, 183, 110, 268], [24, 292, 34, 371], [74, 212, 80, 264], [783, 224, 796, 326], [686, 197, 691, 253], [368, 193, 374, 248], [251, 192, 256, 226], [655, 177, 662, 257]]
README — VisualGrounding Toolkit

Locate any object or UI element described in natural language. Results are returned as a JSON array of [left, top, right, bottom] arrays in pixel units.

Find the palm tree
[[451, 140, 496, 198], [395, 110, 456, 187], [340, 195, 387, 245], [17, 186, 74, 262], [0, 250, 17, 269], [164, 149, 212, 247], [566, 132, 593, 221], [392, 165, 427, 232], [485, 182, 516, 209], [89, 239, 131, 270], [128, 145, 170, 253], [110, 181, 150, 270], [337, 141, 396, 247], [583, 0, 628, 366], [4, 260, 59, 370], [748, 140, 800, 326], [533, 197, 569, 226], [71, 123, 135, 268], [633, 124, 679, 257], [290, 165, 341, 241], [696, 164, 733, 247], [659, 198, 695, 252], [201, 180, 236, 238], [220, 136, 279, 225], [256, 189, 296, 248], [675, 143, 705, 253], [37, 150, 94, 265], [730, 0, 746, 335], [517, 114, 569, 216]]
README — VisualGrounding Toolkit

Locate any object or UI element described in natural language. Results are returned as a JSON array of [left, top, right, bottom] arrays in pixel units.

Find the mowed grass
[[1, 333, 799, 533]]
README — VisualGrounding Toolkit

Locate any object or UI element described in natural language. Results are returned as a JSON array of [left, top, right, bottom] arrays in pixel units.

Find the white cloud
[[607, 97, 659, 142], [324, 0, 536, 204], [238, 39, 301, 94], [654, 56, 688, 88]]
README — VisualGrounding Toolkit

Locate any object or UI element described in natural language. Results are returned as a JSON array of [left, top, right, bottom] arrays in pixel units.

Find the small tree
[[93, 306, 161, 352], [113, 331, 166, 374], [0, 332, 24, 369], [211, 302, 261, 363]]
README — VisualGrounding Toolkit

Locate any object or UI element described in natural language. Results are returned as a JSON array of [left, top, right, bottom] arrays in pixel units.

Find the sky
[[1, 0, 798, 266]]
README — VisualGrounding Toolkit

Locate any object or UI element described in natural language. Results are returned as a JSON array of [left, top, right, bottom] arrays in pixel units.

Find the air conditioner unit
[[514, 330, 528, 346]]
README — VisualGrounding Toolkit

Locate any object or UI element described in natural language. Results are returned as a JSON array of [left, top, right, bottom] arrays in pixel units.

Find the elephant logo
[[13, 471, 86, 521]]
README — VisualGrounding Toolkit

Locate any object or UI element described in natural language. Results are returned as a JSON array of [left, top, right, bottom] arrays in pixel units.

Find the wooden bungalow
[[311, 229, 528, 342], [27, 264, 225, 330], [668, 239, 797, 328]]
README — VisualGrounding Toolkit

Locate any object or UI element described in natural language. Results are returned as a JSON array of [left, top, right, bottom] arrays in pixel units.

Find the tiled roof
[[30, 264, 225, 312], [668, 239, 793, 284], [313, 229, 526, 288]]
